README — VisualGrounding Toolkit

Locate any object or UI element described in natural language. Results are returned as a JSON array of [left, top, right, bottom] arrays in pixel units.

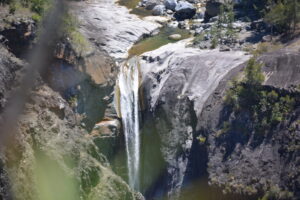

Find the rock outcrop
[[139, 40, 250, 198], [198, 47, 300, 199], [0, 41, 139, 200], [69, 0, 160, 60], [174, 1, 196, 20]]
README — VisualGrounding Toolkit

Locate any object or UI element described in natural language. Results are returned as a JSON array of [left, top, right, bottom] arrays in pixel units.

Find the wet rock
[[174, 1, 196, 21], [164, 0, 177, 11], [152, 5, 166, 16]]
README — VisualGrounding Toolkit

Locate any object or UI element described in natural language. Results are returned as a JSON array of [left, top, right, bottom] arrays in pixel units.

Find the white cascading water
[[117, 58, 140, 191]]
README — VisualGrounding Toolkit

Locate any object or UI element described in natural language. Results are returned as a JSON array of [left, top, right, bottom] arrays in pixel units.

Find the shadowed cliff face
[[139, 40, 250, 198]]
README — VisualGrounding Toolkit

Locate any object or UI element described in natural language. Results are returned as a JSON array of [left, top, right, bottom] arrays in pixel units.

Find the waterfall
[[117, 58, 140, 191]]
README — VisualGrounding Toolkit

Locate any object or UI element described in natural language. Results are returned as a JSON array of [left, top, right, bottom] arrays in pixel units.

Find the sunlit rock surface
[[139, 39, 250, 198], [70, 0, 161, 60]]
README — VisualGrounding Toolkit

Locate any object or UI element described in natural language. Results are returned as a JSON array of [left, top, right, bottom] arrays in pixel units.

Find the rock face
[[198, 48, 300, 199], [174, 1, 196, 20], [50, 39, 117, 130], [0, 45, 23, 111], [69, 0, 160, 60], [139, 40, 250, 198], [0, 15, 36, 58], [0, 41, 139, 200]]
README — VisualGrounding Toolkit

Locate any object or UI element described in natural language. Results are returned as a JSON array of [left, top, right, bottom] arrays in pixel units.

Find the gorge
[[0, 0, 299, 200]]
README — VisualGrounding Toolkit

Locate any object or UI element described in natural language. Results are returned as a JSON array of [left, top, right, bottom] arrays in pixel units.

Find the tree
[[264, 0, 300, 33], [244, 57, 265, 86]]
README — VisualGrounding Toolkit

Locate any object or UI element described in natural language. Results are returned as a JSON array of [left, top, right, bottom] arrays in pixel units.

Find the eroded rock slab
[[70, 0, 161, 60], [139, 40, 250, 198]]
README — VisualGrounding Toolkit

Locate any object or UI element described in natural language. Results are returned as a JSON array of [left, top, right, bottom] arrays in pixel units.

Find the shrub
[[224, 57, 297, 135], [244, 57, 265, 86]]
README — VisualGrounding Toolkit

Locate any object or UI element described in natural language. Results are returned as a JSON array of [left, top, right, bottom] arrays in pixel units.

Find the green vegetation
[[241, 0, 300, 33], [1, 0, 49, 15], [251, 42, 282, 56], [264, 0, 300, 33], [197, 135, 207, 144], [210, 3, 237, 48], [60, 13, 92, 56], [224, 57, 297, 134]]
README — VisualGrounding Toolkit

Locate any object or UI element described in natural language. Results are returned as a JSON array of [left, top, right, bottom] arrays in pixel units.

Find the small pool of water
[[128, 26, 191, 57], [118, 0, 152, 17]]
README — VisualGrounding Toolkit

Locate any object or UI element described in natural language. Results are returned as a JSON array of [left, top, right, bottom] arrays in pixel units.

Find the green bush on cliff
[[209, 2, 237, 48], [264, 0, 300, 33], [224, 57, 296, 134], [60, 13, 91, 56]]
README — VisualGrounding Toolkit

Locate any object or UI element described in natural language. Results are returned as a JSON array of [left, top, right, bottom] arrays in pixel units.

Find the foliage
[[210, 2, 237, 48], [251, 42, 282, 56], [239, 0, 299, 33], [1, 0, 49, 17], [60, 13, 91, 56], [197, 135, 207, 144], [264, 0, 300, 33], [224, 57, 297, 134], [244, 57, 265, 86]]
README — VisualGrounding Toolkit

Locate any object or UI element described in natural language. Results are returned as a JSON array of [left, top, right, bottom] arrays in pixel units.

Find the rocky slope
[[0, 5, 140, 200]]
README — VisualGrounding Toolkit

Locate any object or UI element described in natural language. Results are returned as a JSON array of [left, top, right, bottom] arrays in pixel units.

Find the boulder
[[164, 0, 177, 11], [262, 35, 272, 42], [152, 5, 166, 16], [195, 10, 205, 19], [168, 33, 182, 40], [167, 21, 179, 28], [174, 1, 196, 20], [205, 0, 229, 19], [145, 0, 160, 10]]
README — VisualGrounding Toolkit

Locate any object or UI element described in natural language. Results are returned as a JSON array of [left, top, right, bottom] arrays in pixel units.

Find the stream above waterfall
[[118, 0, 152, 17], [128, 26, 190, 57]]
